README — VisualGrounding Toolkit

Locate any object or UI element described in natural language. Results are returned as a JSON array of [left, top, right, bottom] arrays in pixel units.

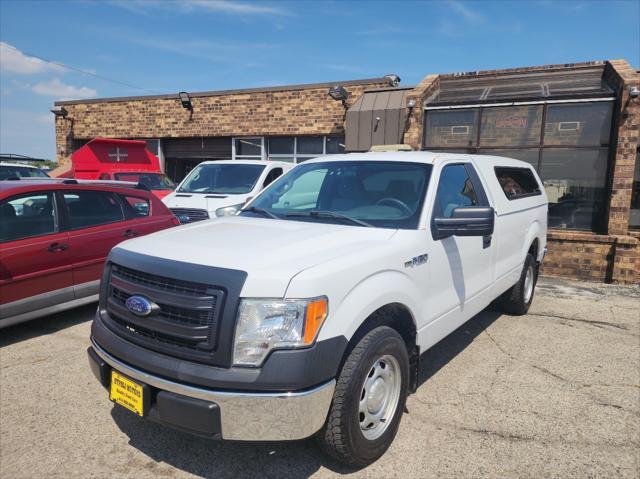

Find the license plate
[[110, 370, 144, 416]]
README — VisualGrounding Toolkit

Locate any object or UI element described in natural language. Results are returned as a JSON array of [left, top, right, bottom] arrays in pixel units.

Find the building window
[[233, 137, 264, 160], [424, 109, 479, 148], [630, 149, 640, 230], [423, 99, 615, 232], [267, 136, 345, 163]]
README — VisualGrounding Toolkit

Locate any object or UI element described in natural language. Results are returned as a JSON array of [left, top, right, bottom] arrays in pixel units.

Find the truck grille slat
[[104, 264, 224, 359], [169, 208, 209, 223]]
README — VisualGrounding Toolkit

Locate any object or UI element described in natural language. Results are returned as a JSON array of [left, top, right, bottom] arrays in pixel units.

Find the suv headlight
[[233, 297, 328, 367], [215, 203, 243, 217]]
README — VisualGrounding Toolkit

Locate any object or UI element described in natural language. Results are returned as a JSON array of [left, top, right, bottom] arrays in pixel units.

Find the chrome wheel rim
[[359, 354, 401, 440], [524, 264, 535, 304]]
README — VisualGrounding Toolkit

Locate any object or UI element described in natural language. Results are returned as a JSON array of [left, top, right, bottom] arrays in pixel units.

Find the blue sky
[[1, 0, 638, 161]]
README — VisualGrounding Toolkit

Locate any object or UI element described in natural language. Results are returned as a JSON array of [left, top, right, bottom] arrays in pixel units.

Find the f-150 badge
[[404, 254, 428, 268]]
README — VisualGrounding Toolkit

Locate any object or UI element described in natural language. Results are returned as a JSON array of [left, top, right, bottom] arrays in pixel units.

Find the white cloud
[[446, 0, 485, 25], [32, 78, 97, 100], [110, 0, 290, 16], [0, 42, 65, 75]]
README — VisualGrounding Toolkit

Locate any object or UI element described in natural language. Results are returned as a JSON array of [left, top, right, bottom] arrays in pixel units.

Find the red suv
[[0, 179, 178, 328]]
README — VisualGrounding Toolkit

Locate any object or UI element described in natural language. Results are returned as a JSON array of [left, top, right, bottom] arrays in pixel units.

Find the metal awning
[[345, 88, 411, 151]]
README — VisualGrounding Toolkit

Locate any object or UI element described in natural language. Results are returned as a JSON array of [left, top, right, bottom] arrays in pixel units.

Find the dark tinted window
[[495, 167, 541, 200], [0, 165, 49, 180], [480, 105, 543, 147], [263, 168, 283, 187], [0, 192, 56, 242], [425, 109, 479, 148], [435, 164, 479, 217], [63, 191, 124, 229], [544, 103, 613, 146], [121, 195, 150, 217], [268, 137, 294, 155], [297, 136, 324, 155]]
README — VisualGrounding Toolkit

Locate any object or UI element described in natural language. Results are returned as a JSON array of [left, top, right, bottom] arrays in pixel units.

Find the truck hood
[[162, 192, 250, 213], [116, 216, 396, 297]]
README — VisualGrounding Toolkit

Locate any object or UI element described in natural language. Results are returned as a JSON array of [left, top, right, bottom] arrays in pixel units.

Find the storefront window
[[479, 149, 540, 170], [480, 105, 542, 147], [630, 149, 640, 230], [424, 109, 479, 148], [233, 137, 264, 159], [544, 102, 613, 146], [326, 136, 346, 154], [267, 136, 345, 163], [540, 148, 608, 231]]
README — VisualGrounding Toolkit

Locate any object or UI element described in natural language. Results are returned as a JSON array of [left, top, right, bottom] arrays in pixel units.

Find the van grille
[[104, 264, 225, 358], [169, 208, 209, 223]]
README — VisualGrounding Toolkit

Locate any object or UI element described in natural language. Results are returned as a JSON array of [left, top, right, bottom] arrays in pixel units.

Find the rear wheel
[[317, 326, 409, 467], [501, 253, 538, 315]]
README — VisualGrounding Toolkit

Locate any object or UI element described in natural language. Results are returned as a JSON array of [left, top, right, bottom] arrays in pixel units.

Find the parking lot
[[1, 277, 638, 479]]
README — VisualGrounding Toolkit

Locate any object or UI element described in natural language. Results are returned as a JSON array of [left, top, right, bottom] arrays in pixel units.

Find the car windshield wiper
[[241, 206, 280, 219], [285, 210, 373, 227]]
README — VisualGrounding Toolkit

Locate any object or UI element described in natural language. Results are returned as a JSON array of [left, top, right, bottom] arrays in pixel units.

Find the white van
[[162, 160, 293, 223], [89, 151, 547, 466]]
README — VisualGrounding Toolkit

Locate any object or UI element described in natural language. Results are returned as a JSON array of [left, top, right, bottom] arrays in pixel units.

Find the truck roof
[[194, 159, 292, 167], [304, 151, 530, 168]]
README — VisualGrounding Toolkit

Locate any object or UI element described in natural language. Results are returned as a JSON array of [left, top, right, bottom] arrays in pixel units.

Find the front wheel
[[317, 326, 409, 467], [501, 253, 538, 315]]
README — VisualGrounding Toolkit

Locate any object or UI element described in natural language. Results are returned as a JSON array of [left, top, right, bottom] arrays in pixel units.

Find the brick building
[[53, 60, 639, 283]]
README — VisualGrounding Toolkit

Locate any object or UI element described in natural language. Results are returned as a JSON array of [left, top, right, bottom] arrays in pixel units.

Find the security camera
[[630, 86, 640, 98], [384, 74, 401, 87]]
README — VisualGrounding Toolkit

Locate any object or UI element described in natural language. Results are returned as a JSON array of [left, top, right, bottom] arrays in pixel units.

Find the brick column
[[54, 116, 74, 168], [605, 60, 640, 235], [403, 75, 439, 150]]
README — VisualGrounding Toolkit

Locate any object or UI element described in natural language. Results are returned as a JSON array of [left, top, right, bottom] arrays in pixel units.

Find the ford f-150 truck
[[87, 151, 548, 466]]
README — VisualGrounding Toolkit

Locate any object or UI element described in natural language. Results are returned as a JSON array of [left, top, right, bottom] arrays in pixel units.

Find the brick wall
[[54, 79, 389, 166]]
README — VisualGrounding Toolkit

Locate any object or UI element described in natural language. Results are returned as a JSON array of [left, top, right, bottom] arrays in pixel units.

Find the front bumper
[[89, 340, 336, 441]]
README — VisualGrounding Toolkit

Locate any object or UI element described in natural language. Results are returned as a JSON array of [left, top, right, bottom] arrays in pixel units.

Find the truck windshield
[[178, 164, 265, 194], [114, 173, 176, 190], [241, 160, 432, 229]]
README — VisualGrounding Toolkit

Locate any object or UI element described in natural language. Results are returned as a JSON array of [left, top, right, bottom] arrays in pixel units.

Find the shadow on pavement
[[110, 406, 355, 478], [0, 302, 97, 348], [417, 305, 503, 388], [110, 305, 505, 478]]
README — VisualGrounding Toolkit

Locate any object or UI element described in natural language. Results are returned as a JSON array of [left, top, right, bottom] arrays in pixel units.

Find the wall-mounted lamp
[[629, 86, 640, 99], [51, 106, 68, 118], [407, 99, 417, 109], [384, 74, 401, 87], [328, 85, 350, 108], [179, 91, 193, 120]]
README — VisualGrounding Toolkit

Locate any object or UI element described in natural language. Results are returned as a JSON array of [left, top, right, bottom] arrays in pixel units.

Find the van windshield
[[178, 163, 265, 194], [241, 160, 432, 229]]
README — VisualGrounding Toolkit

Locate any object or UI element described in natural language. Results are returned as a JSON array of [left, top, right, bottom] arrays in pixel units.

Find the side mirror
[[432, 206, 495, 240]]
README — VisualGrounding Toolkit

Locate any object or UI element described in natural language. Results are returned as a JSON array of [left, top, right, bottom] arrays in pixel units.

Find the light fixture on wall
[[178, 91, 193, 120], [50, 105, 68, 118], [407, 98, 417, 109], [630, 86, 640, 99], [328, 85, 350, 108]]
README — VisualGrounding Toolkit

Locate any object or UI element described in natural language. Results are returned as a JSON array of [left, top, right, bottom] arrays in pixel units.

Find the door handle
[[47, 242, 69, 252], [124, 229, 138, 238]]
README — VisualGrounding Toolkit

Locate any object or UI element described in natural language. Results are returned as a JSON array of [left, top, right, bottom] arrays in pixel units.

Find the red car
[[0, 179, 178, 328]]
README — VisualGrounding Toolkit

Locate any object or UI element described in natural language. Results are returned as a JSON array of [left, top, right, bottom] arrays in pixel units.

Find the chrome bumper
[[91, 340, 335, 441]]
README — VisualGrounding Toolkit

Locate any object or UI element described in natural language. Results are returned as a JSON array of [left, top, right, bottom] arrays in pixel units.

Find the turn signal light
[[303, 298, 328, 344]]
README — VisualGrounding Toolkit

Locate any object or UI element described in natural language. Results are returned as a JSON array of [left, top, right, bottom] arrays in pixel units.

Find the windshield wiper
[[241, 206, 280, 219], [285, 210, 373, 227]]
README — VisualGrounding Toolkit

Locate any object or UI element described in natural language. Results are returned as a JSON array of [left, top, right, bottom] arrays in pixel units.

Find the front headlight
[[215, 203, 243, 217], [233, 297, 328, 367]]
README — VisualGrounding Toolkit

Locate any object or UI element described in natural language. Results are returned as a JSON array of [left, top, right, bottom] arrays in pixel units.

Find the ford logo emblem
[[125, 295, 159, 317]]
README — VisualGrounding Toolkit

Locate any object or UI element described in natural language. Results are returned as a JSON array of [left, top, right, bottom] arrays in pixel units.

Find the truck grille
[[169, 208, 209, 223], [104, 264, 225, 358]]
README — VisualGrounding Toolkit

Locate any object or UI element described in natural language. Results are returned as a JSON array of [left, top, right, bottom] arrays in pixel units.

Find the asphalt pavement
[[1, 277, 638, 478]]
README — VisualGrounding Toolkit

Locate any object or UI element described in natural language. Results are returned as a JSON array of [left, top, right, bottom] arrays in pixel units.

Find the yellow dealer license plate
[[110, 370, 144, 416]]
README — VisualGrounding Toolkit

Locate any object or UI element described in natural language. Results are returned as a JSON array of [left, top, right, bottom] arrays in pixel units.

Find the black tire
[[501, 253, 538, 315], [317, 326, 409, 467]]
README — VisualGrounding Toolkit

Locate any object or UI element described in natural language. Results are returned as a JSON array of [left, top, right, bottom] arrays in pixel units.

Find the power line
[[24, 50, 162, 95]]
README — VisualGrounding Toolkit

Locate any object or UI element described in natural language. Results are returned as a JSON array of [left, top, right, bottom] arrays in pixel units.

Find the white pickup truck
[[162, 160, 292, 223], [88, 151, 547, 466]]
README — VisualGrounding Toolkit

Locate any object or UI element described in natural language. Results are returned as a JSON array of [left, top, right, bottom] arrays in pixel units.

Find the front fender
[[316, 270, 422, 343]]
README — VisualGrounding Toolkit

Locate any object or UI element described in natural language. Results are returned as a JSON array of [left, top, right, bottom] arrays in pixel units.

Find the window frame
[[232, 137, 265, 161], [494, 166, 542, 201], [267, 136, 346, 163], [0, 190, 60, 243], [431, 162, 489, 224], [59, 189, 126, 231]]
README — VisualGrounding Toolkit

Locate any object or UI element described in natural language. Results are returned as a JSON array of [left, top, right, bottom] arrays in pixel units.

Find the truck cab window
[[435, 164, 480, 217]]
